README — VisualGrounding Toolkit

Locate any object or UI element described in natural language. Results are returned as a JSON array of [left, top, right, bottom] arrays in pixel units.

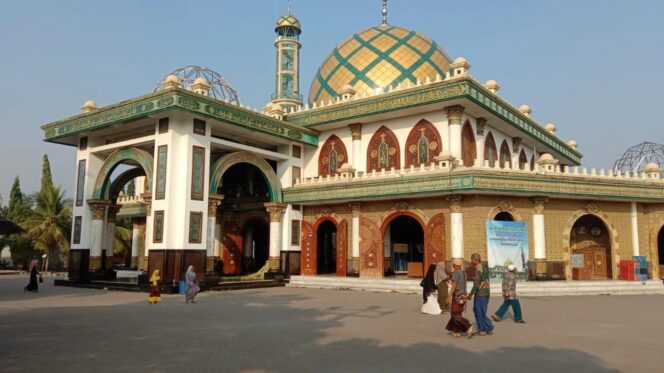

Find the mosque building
[[42, 2, 664, 286]]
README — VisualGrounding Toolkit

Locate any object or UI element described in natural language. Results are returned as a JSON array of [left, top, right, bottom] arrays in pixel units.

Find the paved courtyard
[[0, 275, 662, 373]]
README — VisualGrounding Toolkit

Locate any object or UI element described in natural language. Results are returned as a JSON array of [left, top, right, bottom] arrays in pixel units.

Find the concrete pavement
[[0, 275, 661, 372]]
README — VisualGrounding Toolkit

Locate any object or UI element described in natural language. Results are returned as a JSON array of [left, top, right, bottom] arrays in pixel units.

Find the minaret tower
[[269, 7, 302, 113]]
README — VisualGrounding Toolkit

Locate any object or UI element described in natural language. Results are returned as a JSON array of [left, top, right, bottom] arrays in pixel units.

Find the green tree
[[126, 179, 136, 197], [1, 177, 37, 269], [41, 154, 54, 193], [113, 216, 133, 266], [21, 185, 72, 270]]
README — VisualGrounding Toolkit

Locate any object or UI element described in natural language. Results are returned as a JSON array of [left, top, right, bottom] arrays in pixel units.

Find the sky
[[1, 0, 663, 201]]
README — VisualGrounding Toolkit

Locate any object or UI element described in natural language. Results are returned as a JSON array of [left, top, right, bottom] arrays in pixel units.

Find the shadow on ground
[[0, 282, 619, 373]]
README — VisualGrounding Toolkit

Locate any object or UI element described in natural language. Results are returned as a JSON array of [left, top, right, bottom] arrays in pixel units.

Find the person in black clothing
[[420, 264, 437, 303]]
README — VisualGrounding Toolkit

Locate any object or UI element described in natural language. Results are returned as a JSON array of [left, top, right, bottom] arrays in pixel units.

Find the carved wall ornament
[[444, 105, 465, 124], [447, 195, 464, 213], [487, 200, 523, 221], [264, 202, 288, 222], [531, 197, 549, 214], [404, 119, 442, 168], [378, 200, 429, 226], [367, 126, 400, 172], [318, 135, 349, 177], [349, 202, 361, 218], [475, 118, 487, 136], [584, 203, 600, 214], [87, 199, 110, 220], [349, 123, 362, 140]]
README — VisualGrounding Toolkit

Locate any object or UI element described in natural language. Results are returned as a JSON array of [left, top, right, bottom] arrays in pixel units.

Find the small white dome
[[567, 140, 577, 149], [518, 104, 532, 115], [539, 153, 554, 161], [484, 80, 498, 89], [164, 74, 181, 83], [82, 100, 97, 108], [544, 123, 557, 133], [644, 162, 660, 172], [193, 77, 210, 86], [453, 57, 468, 64]]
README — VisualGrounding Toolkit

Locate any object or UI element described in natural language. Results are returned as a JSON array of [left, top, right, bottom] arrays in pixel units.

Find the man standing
[[467, 253, 493, 336], [492, 264, 526, 323]]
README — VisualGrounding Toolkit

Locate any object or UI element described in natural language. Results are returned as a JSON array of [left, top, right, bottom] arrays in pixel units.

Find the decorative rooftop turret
[[190, 77, 211, 96], [269, 10, 303, 113], [544, 123, 557, 134], [161, 74, 182, 90], [450, 57, 471, 77], [81, 100, 98, 113], [518, 104, 532, 117], [484, 79, 500, 94]]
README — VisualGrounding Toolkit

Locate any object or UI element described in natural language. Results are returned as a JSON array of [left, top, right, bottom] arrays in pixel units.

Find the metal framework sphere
[[613, 142, 664, 175], [154, 65, 241, 104]]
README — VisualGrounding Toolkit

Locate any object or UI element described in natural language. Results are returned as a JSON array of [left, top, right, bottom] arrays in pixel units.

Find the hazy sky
[[1, 0, 663, 200]]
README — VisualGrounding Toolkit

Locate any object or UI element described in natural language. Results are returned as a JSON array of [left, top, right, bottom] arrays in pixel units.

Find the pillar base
[[264, 257, 284, 280], [89, 256, 103, 270], [130, 256, 138, 268], [347, 257, 360, 276]]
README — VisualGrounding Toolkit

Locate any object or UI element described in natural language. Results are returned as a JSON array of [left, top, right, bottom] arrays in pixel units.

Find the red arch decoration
[[318, 135, 349, 177], [367, 126, 400, 172], [485, 132, 498, 167], [404, 119, 442, 168], [461, 120, 476, 167], [499, 140, 512, 169]]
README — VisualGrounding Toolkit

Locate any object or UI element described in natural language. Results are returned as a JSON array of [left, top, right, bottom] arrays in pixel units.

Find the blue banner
[[485, 220, 529, 280]]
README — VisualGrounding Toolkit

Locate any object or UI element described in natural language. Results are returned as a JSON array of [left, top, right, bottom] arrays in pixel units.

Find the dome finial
[[381, 0, 388, 25], [287, 0, 292, 15]]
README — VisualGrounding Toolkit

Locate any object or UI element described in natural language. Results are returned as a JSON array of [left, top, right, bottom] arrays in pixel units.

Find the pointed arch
[[209, 151, 282, 202], [499, 140, 512, 169], [318, 135, 348, 177], [404, 119, 441, 168], [461, 120, 476, 167], [367, 126, 400, 172], [518, 149, 528, 170], [530, 154, 535, 171], [484, 132, 498, 168], [93, 147, 153, 200]]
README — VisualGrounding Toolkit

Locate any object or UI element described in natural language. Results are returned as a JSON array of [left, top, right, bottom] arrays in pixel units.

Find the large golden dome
[[308, 24, 451, 105]]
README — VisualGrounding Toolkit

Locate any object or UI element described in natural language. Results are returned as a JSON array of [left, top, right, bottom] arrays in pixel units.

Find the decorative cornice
[[283, 169, 664, 204], [42, 89, 318, 146]]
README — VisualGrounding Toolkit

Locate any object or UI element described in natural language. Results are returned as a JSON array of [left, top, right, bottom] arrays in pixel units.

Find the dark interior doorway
[[317, 221, 337, 274], [494, 211, 515, 221], [385, 215, 424, 275]]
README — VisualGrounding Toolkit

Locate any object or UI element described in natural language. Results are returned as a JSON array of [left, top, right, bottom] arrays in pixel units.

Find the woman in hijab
[[435, 261, 450, 312], [446, 258, 474, 338], [148, 269, 161, 304], [185, 265, 200, 304], [420, 264, 442, 315], [24, 257, 40, 293]]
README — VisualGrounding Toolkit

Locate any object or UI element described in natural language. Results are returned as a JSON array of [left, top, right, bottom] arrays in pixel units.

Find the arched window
[[484, 132, 498, 168], [518, 149, 528, 170], [367, 126, 400, 172], [318, 135, 348, 177], [461, 121, 476, 167], [404, 119, 441, 168], [499, 140, 512, 169]]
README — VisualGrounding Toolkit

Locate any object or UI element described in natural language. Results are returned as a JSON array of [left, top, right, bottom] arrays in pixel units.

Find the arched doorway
[[317, 221, 337, 274], [570, 214, 612, 280], [494, 211, 515, 221], [241, 218, 269, 273], [499, 140, 512, 169], [383, 215, 425, 276], [461, 121, 476, 167], [658, 226, 664, 277], [485, 132, 498, 168], [218, 162, 272, 275]]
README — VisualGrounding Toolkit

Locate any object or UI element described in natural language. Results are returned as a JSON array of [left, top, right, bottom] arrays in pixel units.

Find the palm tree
[[21, 185, 72, 271], [114, 224, 133, 266]]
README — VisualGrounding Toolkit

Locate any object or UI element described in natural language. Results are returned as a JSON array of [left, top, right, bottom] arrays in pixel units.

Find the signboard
[[571, 254, 585, 269], [486, 220, 529, 280]]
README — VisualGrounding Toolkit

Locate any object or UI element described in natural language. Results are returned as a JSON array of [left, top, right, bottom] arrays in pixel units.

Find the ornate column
[[104, 204, 121, 269], [349, 202, 361, 275], [475, 118, 486, 166], [445, 105, 465, 162], [130, 217, 141, 268], [350, 123, 363, 173], [265, 202, 288, 274], [447, 196, 464, 259], [206, 194, 224, 271], [531, 197, 548, 279], [630, 202, 640, 256], [512, 137, 522, 170], [140, 192, 152, 270], [87, 199, 110, 270]]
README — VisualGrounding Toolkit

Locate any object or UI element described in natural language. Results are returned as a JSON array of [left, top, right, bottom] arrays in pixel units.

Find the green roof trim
[[283, 169, 664, 204], [42, 89, 318, 146]]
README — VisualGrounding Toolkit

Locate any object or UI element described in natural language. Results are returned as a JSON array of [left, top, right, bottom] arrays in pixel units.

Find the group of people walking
[[147, 265, 200, 304], [420, 253, 525, 338]]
